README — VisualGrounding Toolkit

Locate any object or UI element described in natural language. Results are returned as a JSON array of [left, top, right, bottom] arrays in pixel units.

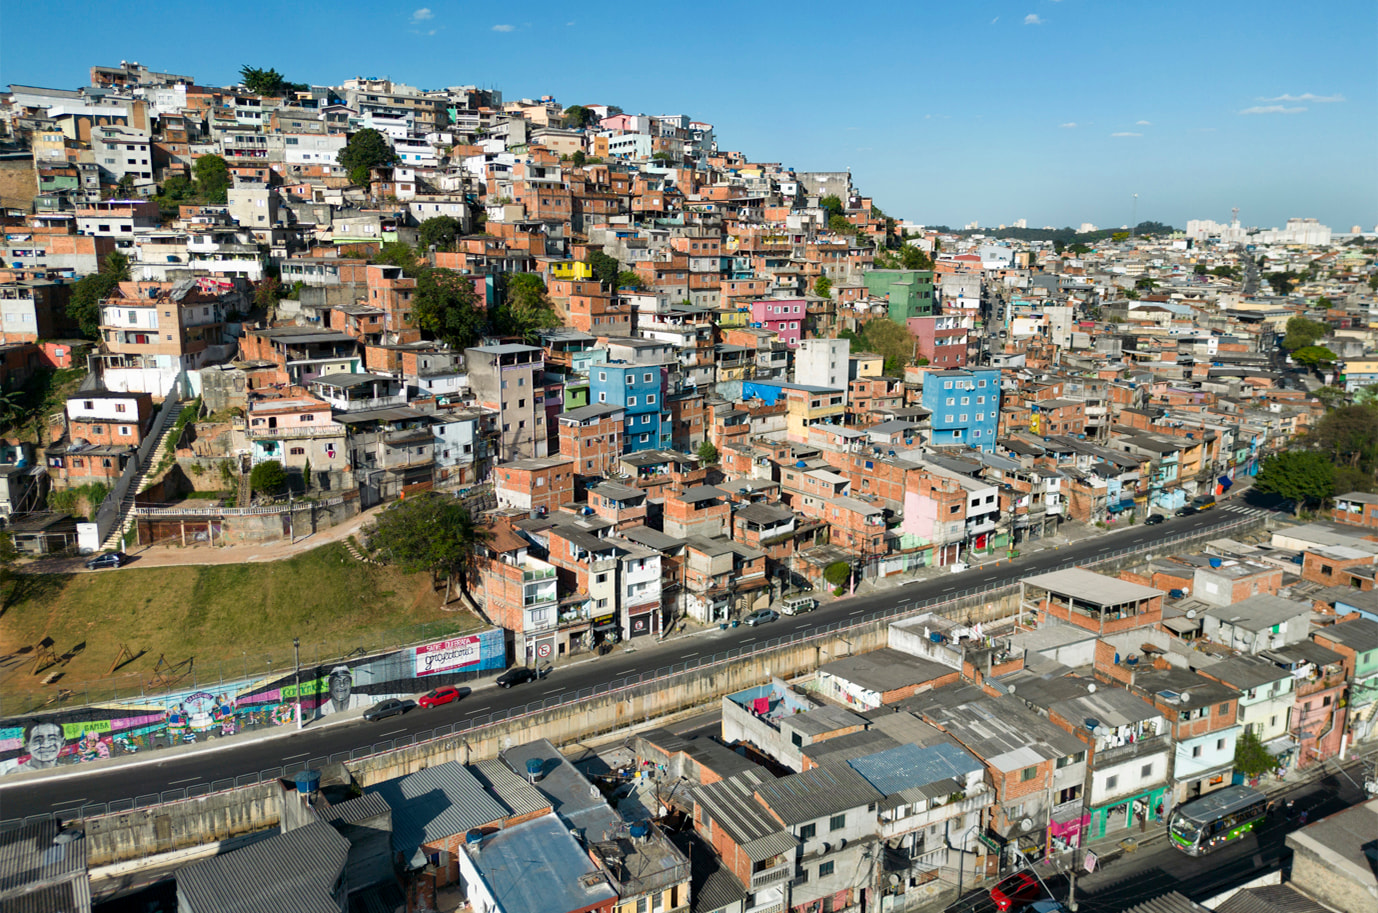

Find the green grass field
[[0, 543, 482, 711]]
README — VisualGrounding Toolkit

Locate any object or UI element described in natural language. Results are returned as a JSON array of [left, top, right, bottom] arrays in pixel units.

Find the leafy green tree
[[253, 277, 283, 310], [160, 173, 195, 200], [1135, 277, 1157, 291], [1254, 451, 1334, 511], [587, 250, 621, 287], [615, 270, 645, 290], [561, 105, 597, 129], [0, 387, 25, 429], [899, 244, 933, 271], [194, 154, 231, 204], [696, 440, 719, 464], [856, 318, 915, 374], [1291, 345, 1338, 368], [66, 250, 130, 338], [238, 65, 307, 97], [1313, 386, 1345, 407], [366, 494, 491, 600], [495, 274, 559, 342], [1305, 404, 1378, 472], [249, 460, 287, 495], [1283, 317, 1328, 351], [1112, 231, 1130, 243], [1233, 728, 1274, 778], [413, 269, 485, 350], [819, 195, 843, 220], [824, 561, 852, 588], [418, 215, 464, 252], [1211, 265, 1238, 280], [1124, 289, 1140, 300], [371, 241, 423, 277], [337, 128, 398, 186], [571, 150, 587, 167], [1069, 243, 1092, 256], [813, 276, 832, 299], [1265, 271, 1301, 295], [828, 214, 856, 236], [115, 174, 136, 197]]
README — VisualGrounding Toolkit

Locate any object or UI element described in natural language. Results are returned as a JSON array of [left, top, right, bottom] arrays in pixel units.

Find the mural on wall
[[0, 628, 505, 776]]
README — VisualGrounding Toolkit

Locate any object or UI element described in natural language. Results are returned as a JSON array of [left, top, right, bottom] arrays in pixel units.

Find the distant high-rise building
[[1078, 222, 1098, 233]]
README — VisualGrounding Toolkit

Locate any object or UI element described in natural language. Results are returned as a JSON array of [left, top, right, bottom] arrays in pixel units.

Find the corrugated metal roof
[[847, 742, 984, 797], [1123, 892, 1212, 913], [0, 820, 86, 899], [177, 820, 349, 913], [693, 771, 797, 862], [319, 791, 391, 825], [752, 763, 883, 826], [670, 831, 748, 913], [468, 814, 616, 913], [0, 880, 89, 913], [1215, 885, 1333, 913], [367, 760, 509, 854], [471, 758, 552, 819]]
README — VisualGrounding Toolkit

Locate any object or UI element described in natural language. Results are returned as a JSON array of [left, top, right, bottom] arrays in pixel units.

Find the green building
[[864, 269, 935, 323]]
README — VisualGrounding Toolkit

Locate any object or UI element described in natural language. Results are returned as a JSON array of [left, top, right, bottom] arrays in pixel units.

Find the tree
[[413, 269, 485, 350], [561, 105, 597, 129], [249, 460, 288, 495], [1069, 242, 1092, 256], [1283, 316, 1328, 351], [819, 195, 843, 220], [828, 214, 856, 236], [899, 244, 933, 271], [495, 274, 559, 342], [1135, 277, 1157, 291], [696, 440, 719, 465], [1233, 728, 1275, 778], [823, 561, 851, 588], [1291, 345, 1338, 368], [253, 276, 283, 310], [1265, 271, 1301, 295], [615, 270, 645, 291], [238, 65, 305, 97], [365, 494, 490, 601], [66, 250, 130, 338], [1313, 386, 1345, 407], [1111, 231, 1130, 243], [587, 249, 621, 288], [814, 276, 832, 299], [1254, 451, 1334, 511], [337, 128, 398, 186], [371, 241, 423, 277], [1305, 404, 1378, 473], [571, 150, 587, 167], [418, 215, 464, 252], [115, 174, 136, 197], [160, 173, 195, 201], [1124, 288, 1141, 300], [194, 154, 231, 204], [856, 318, 915, 375]]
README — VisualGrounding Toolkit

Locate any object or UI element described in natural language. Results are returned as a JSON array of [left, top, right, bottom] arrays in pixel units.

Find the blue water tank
[[1209, 558, 1222, 568], [525, 758, 543, 779], [930, 632, 944, 644], [629, 822, 651, 839], [466, 829, 484, 845], [295, 769, 321, 795]]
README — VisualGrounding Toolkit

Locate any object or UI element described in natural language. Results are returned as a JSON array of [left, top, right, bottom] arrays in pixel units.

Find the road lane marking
[[543, 688, 562, 695], [681, 652, 699, 658], [616, 669, 636, 676], [379, 728, 408, 738], [281, 752, 309, 761], [50, 797, 87, 807], [168, 776, 201, 785]]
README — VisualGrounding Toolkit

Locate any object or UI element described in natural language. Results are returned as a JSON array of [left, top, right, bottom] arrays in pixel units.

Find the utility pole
[[293, 637, 302, 730]]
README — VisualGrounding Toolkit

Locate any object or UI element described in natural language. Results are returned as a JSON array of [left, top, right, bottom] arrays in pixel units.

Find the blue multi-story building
[[589, 362, 670, 452], [920, 368, 1001, 452]]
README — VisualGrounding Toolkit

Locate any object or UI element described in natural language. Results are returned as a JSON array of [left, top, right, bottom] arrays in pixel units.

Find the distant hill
[[920, 221, 1179, 246]]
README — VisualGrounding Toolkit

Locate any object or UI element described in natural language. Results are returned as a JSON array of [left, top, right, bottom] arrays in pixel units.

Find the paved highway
[[0, 503, 1270, 820]]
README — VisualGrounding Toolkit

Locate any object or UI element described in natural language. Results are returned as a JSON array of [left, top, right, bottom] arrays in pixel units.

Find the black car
[[85, 551, 127, 570], [1144, 513, 1165, 526], [1175, 506, 1199, 517], [363, 698, 408, 721], [495, 666, 549, 688]]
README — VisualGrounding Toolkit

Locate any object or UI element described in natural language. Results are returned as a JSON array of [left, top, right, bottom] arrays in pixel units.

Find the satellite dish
[[1020, 817, 1034, 832], [1007, 684, 1017, 694], [1180, 691, 1192, 704], [1186, 609, 1197, 619], [889, 875, 900, 887], [1087, 683, 1097, 694]]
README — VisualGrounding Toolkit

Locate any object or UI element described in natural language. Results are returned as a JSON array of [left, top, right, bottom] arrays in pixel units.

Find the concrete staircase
[[236, 461, 251, 508], [100, 400, 185, 551]]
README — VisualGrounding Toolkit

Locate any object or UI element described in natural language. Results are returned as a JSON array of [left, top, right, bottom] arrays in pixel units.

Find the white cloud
[[1111, 131, 1142, 137], [1260, 93, 1343, 103], [1024, 13, 1043, 25], [410, 7, 432, 21], [1059, 122, 1077, 128], [566, 20, 576, 26], [1135, 120, 1151, 125], [991, 16, 999, 24], [428, 29, 436, 35], [492, 23, 515, 32], [1239, 105, 1306, 115]]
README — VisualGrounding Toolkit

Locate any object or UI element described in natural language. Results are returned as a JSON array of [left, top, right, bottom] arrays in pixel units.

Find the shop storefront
[[1089, 785, 1169, 840]]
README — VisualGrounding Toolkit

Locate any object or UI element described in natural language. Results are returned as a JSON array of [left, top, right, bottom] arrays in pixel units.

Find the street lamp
[[948, 821, 982, 899], [293, 637, 302, 730]]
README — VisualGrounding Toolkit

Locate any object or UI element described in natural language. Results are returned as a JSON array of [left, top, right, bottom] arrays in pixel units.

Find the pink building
[[907, 314, 968, 368], [749, 298, 807, 348]]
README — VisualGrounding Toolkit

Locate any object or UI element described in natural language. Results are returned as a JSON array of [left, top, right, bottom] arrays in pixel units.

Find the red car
[[990, 872, 1040, 912], [418, 686, 465, 709]]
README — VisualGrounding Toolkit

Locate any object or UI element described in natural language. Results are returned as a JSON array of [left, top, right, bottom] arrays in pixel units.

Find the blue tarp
[[1218, 475, 1233, 490]]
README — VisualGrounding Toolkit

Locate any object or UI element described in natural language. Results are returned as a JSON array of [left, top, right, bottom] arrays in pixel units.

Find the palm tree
[[0, 387, 26, 430]]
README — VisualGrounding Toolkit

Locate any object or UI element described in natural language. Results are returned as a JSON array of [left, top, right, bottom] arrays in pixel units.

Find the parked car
[[1144, 513, 1165, 526], [363, 698, 408, 721], [744, 609, 779, 627], [85, 551, 127, 570], [418, 686, 466, 709], [780, 596, 816, 616], [495, 666, 549, 688], [990, 871, 1041, 911], [1193, 498, 1217, 511], [1175, 506, 1199, 517]]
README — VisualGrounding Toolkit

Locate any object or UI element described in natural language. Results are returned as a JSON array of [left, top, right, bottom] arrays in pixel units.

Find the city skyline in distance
[[2, 0, 1374, 230]]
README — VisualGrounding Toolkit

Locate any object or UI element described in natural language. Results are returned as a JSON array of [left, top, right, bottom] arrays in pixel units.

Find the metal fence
[[1, 515, 1264, 831]]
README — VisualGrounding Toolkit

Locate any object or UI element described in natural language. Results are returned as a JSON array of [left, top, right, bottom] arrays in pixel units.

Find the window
[[799, 823, 816, 840], [598, 371, 607, 382], [1105, 775, 1118, 790], [1216, 738, 1226, 751], [1020, 766, 1038, 782], [819, 861, 834, 878], [646, 394, 656, 405], [1218, 703, 1229, 716], [1141, 763, 1154, 778], [1192, 745, 1202, 758], [628, 396, 637, 407], [829, 814, 845, 831], [115, 403, 127, 413], [290, 447, 305, 455], [118, 426, 131, 436], [644, 372, 654, 383], [946, 397, 955, 406]]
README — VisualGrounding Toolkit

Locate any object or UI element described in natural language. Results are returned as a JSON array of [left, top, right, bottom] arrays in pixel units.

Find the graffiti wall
[[0, 628, 506, 776]]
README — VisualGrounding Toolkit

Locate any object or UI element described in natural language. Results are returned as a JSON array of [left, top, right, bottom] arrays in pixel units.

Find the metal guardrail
[[0, 515, 1264, 831]]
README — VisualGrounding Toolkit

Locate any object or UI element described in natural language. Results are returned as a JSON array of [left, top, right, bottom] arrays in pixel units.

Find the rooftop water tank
[[294, 769, 321, 796], [1209, 558, 1223, 568]]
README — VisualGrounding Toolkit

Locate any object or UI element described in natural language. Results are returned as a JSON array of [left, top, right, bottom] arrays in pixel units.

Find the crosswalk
[[1226, 507, 1272, 518]]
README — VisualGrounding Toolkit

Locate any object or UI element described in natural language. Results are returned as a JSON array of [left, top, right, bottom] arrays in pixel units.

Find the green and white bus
[[1168, 784, 1268, 856]]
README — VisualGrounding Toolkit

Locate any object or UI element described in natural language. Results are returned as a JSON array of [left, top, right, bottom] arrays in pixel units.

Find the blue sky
[[4, 1, 1374, 231]]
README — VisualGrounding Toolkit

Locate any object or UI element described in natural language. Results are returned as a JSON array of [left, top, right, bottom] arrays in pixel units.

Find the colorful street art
[[0, 628, 505, 775]]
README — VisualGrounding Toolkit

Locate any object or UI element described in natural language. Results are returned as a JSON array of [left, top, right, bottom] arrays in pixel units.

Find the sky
[[4, 0, 1375, 231]]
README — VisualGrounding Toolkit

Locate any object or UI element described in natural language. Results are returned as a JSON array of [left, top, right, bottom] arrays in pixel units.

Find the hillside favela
[[0, 11, 1376, 913]]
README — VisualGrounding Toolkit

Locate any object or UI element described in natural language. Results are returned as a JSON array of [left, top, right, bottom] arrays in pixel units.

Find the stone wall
[[84, 781, 283, 866]]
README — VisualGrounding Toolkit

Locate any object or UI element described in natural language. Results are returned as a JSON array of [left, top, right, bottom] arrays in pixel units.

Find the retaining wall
[[84, 781, 282, 866]]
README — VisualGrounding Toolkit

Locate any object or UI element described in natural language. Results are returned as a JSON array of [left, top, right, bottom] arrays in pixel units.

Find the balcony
[[247, 423, 342, 439], [1095, 733, 1170, 769], [751, 864, 791, 889]]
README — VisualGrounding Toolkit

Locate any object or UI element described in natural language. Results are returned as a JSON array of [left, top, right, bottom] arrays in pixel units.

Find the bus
[[1168, 784, 1267, 856]]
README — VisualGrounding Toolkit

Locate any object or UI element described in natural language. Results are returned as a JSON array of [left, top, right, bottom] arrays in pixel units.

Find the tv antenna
[[1130, 193, 1139, 235]]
